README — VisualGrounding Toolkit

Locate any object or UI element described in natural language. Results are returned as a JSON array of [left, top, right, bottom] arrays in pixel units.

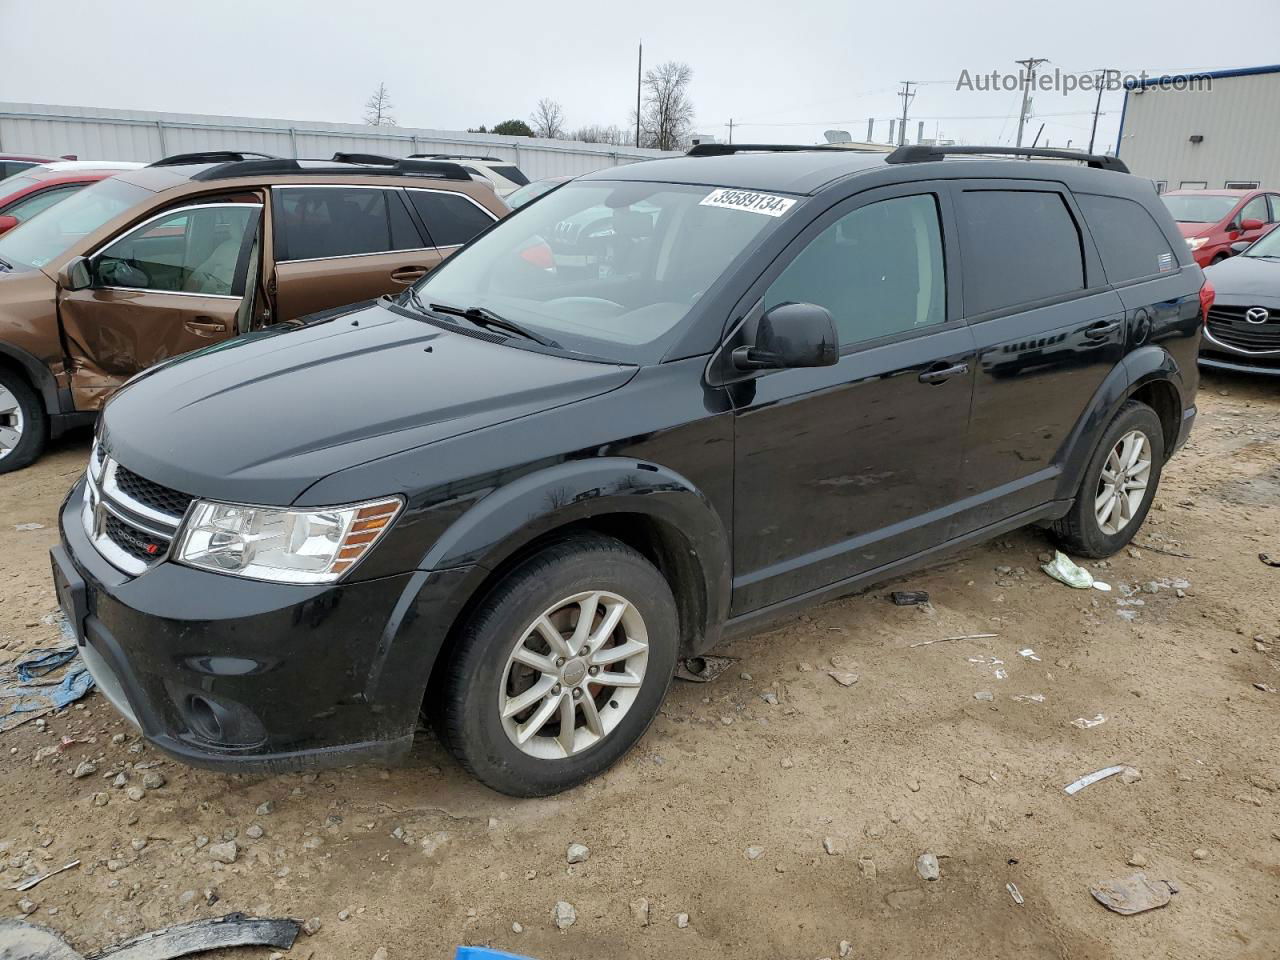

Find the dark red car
[[0, 153, 77, 180], [0, 161, 143, 235], [1160, 188, 1280, 268]]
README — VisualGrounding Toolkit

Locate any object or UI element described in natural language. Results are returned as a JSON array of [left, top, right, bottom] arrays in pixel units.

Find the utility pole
[[897, 81, 915, 146], [1087, 71, 1106, 154], [728, 118, 734, 144], [1014, 57, 1048, 148], [635, 42, 643, 148]]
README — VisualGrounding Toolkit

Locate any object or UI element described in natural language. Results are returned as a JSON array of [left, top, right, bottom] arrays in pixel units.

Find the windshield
[[1243, 227, 1280, 258], [411, 181, 787, 362], [0, 177, 151, 269], [1160, 193, 1239, 224], [505, 179, 562, 209]]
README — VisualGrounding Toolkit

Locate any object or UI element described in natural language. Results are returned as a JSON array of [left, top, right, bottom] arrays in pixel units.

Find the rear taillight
[[1199, 278, 1215, 326]]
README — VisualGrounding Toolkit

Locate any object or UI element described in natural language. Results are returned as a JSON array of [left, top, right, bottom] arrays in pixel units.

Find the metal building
[[0, 102, 676, 181], [1118, 65, 1280, 191]]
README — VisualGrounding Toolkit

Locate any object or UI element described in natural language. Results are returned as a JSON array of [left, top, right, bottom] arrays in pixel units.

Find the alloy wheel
[[499, 590, 649, 760], [0, 384, 25, 462], [1094, 429, 1151, 535]]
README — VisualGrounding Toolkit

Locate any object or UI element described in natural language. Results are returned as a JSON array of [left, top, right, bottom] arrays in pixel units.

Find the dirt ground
[[1, 371, 1278, 960]]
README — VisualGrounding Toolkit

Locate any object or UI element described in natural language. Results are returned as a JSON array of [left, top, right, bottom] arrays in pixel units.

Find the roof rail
[[686, 143, 845, 157], [149, 150, 280, 167], [885, 144, 1129, 173], [331, 152, 398, 165], [410, 153, 505, 163], [188, 157, 472, 182]]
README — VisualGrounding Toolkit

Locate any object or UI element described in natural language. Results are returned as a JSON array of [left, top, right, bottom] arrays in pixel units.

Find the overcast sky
[[2, 0, 1278, 154]]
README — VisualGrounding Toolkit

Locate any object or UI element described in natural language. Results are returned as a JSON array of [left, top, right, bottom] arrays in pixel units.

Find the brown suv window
[[406, 189, 497, 247], [275, 187, 423, 261]]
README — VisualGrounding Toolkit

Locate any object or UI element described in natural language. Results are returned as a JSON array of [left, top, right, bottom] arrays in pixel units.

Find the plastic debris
[[13, 859, 80, 892], [1259, 553, 1280, 568], [890, 590, 930, 606], [1, 647, 95, 734], [674, 656, 737, 683], [1042, 551, 1110, 590], [911, 633, 998, 648], [994, 668, 1008, 680], [0, 918, 83, 960], [94, 913, 301, 960], [1070, 714, 1107, 730], [1090, 873, 1174, 915], [1013, 693, 1046, 704], [1064, 764, 1140, 795], [1007, 882, 1025, 905], [14, 523, 46, 532], [1018, 648, 1041, 661]]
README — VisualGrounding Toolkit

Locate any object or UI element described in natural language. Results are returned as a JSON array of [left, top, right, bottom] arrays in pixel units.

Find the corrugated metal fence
[[0, 102, 676, 180]]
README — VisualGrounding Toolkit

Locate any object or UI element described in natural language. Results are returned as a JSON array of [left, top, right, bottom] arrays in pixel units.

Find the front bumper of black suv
[[55, 478, 471, 774]]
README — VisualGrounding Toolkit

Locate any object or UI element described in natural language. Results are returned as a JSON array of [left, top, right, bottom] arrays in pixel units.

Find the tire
[[434, 534, 679, 797], [0, 369, 47, 474], [1052, 400, 1165, 558], [1210, 253, 1229, 265]]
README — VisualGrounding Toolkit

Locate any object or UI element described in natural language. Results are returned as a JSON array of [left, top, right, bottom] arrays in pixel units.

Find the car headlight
[[1187, 236, 1209, 251], [174, 496, 402, 584]]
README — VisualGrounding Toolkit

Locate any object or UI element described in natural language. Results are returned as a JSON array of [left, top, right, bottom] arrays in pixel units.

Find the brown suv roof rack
[[886, 144, 1129, 173], [150, 150, 281, 166], [154, 155, 473, 183]]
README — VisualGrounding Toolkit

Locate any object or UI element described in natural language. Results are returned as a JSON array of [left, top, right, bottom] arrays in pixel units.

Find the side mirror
[[732, 302, 839, 371], [57, 256, 93, 292], [1229, 240, 1252, 255], [1240, 217, 1265, 231], [0, 215, 18, 235]]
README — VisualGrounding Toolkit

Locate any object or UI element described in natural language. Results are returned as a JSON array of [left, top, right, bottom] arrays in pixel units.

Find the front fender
[[421, 457, 731, 647]]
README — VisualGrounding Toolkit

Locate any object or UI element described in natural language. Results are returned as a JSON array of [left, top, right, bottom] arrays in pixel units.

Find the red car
[[0, 161, 143, 235], [1160, 188, 1280, 268], [0, 153, 76, 180]]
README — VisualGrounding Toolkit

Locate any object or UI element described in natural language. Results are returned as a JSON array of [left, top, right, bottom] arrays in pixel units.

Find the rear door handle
[[918, 361, 969, 384], [1085, 320, 1121, 339], [184, 317, 227, 337], [390, 266, 429, 284]]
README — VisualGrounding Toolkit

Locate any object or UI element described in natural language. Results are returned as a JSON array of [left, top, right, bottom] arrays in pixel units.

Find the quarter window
[[407, 190, 496, 247], [765, 194, 945, 347], [276, 187, 423, 261], [956, 190, 1085, 315], [95, 204, 259, 296], [1076, 193, 1177, 284]]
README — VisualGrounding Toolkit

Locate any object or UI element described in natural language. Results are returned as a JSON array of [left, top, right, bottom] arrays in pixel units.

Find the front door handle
[[390, 265, 429, 284], [918, 361, 969, 384], [1085, 320, 1121, 339], [184, 317, 227, 337]]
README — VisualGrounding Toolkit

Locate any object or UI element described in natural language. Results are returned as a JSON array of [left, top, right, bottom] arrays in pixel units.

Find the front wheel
[[0, 369, 47, 474], [434, 535, 679, 797], [1052, 400, 1165, 558]]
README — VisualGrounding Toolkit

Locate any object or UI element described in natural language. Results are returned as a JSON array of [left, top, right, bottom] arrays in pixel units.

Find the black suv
[[52, 144, 1205, 797]]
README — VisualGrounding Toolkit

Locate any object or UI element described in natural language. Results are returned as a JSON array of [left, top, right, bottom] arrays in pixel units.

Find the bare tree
[[529, 98, 565, 139], [363, 82, 396, 127], [639, 61, 694, 151], [571, 123, 628, 146]]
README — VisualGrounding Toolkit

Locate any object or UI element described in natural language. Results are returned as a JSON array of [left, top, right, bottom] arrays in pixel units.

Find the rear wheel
[[1052, 400, 1165, 558], [0, 369, 47, 474], [434, 535, 678, 796]]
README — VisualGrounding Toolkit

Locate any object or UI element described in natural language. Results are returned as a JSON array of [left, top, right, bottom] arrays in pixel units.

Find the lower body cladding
[[54, 479, 471, 774]]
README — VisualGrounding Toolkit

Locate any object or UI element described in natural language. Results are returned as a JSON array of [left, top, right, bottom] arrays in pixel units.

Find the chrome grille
[[1206, 305, 1280, 354], [83, 442, 189, 576]]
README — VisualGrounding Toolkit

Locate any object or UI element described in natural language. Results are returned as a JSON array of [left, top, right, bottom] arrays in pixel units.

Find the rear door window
[[407, 190, 497, 247], [1076, 193, 1177, 284], [276, 187, 424, 261], [956, 189, 1085, 315]]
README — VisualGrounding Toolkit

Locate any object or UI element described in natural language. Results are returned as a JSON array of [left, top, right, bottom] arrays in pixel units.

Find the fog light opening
[[186, 695, 224, 742]]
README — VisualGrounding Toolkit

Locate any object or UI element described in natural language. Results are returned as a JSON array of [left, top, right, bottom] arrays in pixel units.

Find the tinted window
[[408, 190, 496, 247], [277, 187, 422, 261], [1077, 193, 1177, 284], [0, 161, 38, 180], [97, 204, 259, 295], [1161, 193, 1236, 222], [957, 190, 1084, 315], [766, 194, 945, 346], [492, 165, 530, 186], [3, 184, 86, 223], [1238, 195, 1268, 225]]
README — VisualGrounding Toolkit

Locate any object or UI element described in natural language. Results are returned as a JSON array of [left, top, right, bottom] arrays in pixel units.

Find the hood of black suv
[[101, 302, 636, 505]]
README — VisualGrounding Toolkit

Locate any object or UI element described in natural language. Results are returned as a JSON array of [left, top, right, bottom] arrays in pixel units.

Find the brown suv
[[0, 151, 507, 471]]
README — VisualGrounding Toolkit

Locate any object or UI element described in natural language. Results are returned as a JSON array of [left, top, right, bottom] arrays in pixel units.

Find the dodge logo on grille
[[1245, 306, 1270, 324]]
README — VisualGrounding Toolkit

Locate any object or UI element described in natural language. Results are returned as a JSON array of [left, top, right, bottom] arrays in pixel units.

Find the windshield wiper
[[428, 302, 561, 348], [0, 256, 11, 273]]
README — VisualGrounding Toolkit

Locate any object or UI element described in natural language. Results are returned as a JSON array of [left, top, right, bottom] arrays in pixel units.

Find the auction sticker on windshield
[[700, 188, 796, 217]]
